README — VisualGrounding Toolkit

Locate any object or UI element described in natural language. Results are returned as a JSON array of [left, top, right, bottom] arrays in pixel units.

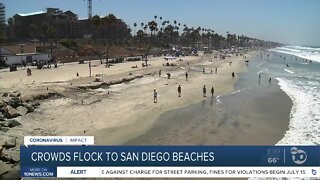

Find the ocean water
[[216, 46, 320, 145], [267, 46, 320, 145]]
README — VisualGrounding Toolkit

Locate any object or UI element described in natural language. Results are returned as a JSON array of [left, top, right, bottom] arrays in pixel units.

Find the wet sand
[[125, 64, 292, 145]]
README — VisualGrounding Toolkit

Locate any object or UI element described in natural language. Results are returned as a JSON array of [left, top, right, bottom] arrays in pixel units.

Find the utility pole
[[87, 0, 92, 19]]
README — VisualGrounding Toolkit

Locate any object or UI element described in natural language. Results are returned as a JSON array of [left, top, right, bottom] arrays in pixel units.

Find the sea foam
[[271, 46, 320, 63], [276, 77, 320, 145]]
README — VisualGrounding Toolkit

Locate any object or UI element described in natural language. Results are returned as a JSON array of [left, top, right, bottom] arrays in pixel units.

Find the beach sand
[[1, 52, 255, 146], [0, 50, 293, 180]]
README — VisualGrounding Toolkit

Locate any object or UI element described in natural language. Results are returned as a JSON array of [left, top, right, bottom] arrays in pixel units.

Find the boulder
[[20, 95, 33, 103], [0, 100, 7, 109], [0, 127, 9, 132], [3, 137, 16, 148], [25, 104, 35, 113], [16, 106, 28, 116], [9, 91, 21, 97], [4, 106, 18, 119], [2, 92, 9, 97], [10, 97, 22, 108], [31, 101, 40, 107], [6, 119, 21, 128], [0, 112, 5, 121], [0, 121, 7, 127], [2, 149, 20, 163]]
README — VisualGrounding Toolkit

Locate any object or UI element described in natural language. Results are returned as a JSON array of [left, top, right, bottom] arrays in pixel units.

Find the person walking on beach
[[159, 69, 161, 77], [269, 78, 272, 85], [215, 67, 217, 74], [178, 85, 181, 97], [203, 85, 207, 97], [211, 87, 214, 98], [185, 72, 188, 81], [232, 72, 235, 79], [203, 67, 205, 74], [153, 89, 158, 103]]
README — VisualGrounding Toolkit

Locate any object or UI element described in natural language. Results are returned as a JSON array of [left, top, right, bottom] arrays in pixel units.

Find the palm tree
[[133, 22, 137, 36], [148, 21, 158, 37]]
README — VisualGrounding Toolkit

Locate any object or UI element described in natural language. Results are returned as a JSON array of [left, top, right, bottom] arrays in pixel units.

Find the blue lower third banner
[[20, 146, 320, 178]]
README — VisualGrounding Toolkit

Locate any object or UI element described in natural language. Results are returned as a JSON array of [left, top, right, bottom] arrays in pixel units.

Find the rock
[[2, 92, 9, 97], [0, 100, 7, 109], [9, 91, 21, 97], [20, 95, 33, 103], [2, 149, 20, 163], [0, 127, 9, 132], [23, 103, 34, 113], [10, 97, 22, 108], [0, 112, 5, 121], [6, 119, 21, 128], [16, 106, 28, 116], [4, 106, 18, 119], [0, 121, 7, 127], [31, 101, 40, 107], [3, 137, 16, 149]]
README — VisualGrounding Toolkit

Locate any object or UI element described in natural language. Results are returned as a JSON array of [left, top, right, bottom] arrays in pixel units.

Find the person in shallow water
[[153, 89, 157, 103], [211, 87, 214, 98], [203, 85, 207, 97]]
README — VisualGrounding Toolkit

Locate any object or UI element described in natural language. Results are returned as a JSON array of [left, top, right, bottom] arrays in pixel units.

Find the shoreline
[[125, 57, 292, 145]]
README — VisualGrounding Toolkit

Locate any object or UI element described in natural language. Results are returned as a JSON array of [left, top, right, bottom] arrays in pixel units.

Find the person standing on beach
[[185, 72, 188, 81], [211, 87, 214, 98], [203, 85, 207, 97], [215, 67, 217, 74], [203, 67, 205, 74], [159, 69, 161, 77], [232, 72, 235, 79], [178, 85, 181, 97], [258, 73, 261, 84], [153, 89, 158, 103]]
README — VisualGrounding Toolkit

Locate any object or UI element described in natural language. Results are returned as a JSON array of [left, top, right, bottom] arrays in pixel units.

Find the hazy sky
[[2, 0, 320, 46]]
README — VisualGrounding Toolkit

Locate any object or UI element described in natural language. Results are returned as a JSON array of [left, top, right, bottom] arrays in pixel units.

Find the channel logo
[[311, 169, 317, 176], [290, 147, 307, 165]]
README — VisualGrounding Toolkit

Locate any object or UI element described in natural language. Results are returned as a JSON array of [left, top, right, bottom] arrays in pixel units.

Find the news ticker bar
[[20, 145, 320, 178], [38, 167, 320, 178], [20, 146, 319, 167]]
